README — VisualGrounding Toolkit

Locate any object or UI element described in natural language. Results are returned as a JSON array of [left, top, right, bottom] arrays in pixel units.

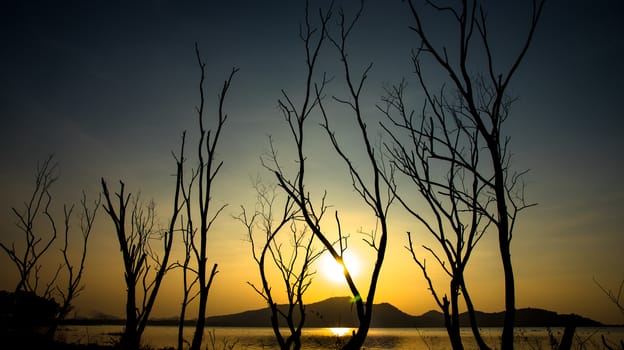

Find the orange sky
[[1, 0, 623, 326]]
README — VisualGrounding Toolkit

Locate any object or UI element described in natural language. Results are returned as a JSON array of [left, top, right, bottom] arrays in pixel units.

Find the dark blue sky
[[1, 0, 623, 323]]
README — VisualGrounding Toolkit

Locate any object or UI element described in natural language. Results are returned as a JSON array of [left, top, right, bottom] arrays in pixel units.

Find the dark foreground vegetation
[[0, 290, 108, 349], [5, 337, 113, 350]]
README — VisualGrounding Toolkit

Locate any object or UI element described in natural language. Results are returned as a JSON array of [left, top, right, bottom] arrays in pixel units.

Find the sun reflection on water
[[328, 327, 352, 337]]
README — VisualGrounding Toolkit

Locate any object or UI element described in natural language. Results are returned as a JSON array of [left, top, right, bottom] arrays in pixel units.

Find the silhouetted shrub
[[0, 290, 60, 347]]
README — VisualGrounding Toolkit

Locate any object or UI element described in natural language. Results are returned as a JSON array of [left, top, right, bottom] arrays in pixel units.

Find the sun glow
[[328, 327, 352, 337], [319, 251, 360, 283]]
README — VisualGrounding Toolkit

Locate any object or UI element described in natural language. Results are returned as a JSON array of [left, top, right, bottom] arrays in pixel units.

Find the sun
[[319, 251, 360, 283]]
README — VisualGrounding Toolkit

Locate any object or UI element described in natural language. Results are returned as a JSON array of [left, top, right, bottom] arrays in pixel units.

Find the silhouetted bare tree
[[382, 80, 492, 350], [175, 153, 199, 350], [2, 156, 60, 297], [48, 192, 101, 337], [178, 44, 238, 350], [100, 141, 183, 350], [238, 180, 321, 350], [402, 1, 545, 348], [0, 155, 99, 339], [267, 3, 394, 349]]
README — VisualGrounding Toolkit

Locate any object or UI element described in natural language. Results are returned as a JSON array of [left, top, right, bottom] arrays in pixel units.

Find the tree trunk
[[342, 318, 370, 350], [461, 279, 491, 350], [558, 325, 576, 350], [492, 148, 515, 350], [120, 331, 140, 350], [190, 263, 217, 350], [122, 279, 139, 350], [177, 298, 188, 350], [444, 310, 464, 350], [269, 302, 287, 350], [500, 242, 515, 350], [450, 280, 464, 350], [190, 269, 207, 350]]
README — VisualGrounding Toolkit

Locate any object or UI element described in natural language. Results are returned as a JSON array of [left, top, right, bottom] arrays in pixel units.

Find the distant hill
[[64, 296, 604, 327], [202, 296, 423, 327], [459, 308, 602, 328], [202, 296, 603, 328]]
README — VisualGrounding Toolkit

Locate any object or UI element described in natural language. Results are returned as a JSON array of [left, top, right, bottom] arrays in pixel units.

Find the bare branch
[[594, 277, 624, 317]]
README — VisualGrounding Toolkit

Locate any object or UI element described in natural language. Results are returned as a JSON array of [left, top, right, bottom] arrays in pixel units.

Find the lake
[[56, 326, 624, 349]]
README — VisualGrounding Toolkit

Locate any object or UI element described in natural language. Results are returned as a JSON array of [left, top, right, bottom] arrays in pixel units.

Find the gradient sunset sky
[[1, 0, 623, 325]]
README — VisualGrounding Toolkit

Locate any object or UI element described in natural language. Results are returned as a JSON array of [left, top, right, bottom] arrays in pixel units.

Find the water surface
[[56, 325, 624, 349]]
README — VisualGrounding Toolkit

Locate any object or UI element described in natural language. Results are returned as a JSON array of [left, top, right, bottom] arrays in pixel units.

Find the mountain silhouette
[[62, 297, 604, 327], [202, 296, 603, 328]]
